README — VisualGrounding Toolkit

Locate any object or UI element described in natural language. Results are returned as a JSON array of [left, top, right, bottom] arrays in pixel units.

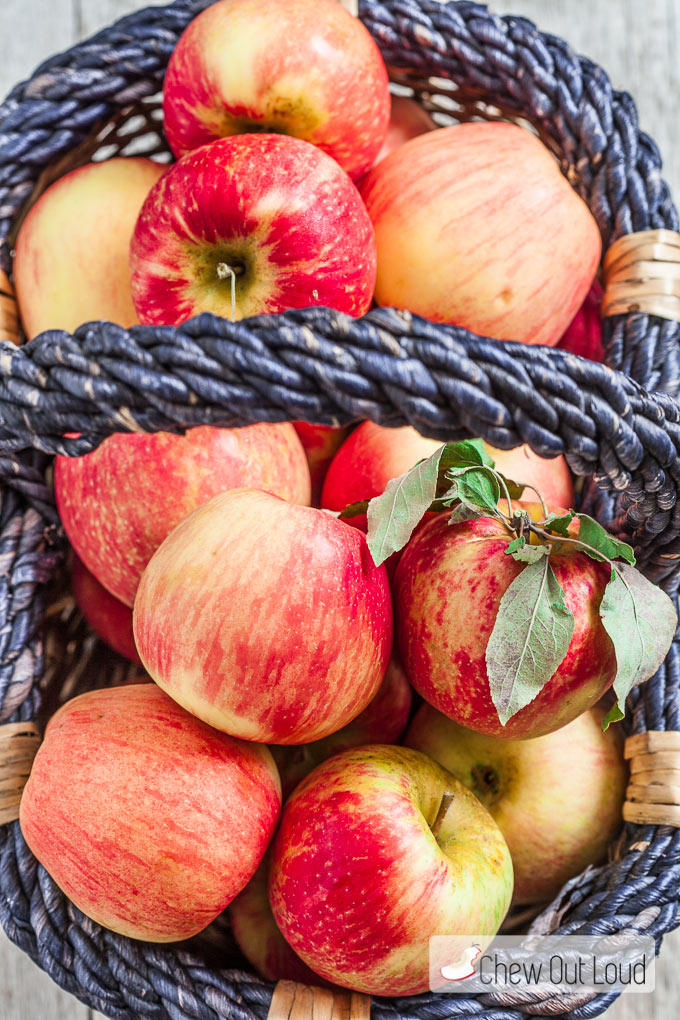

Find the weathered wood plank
[[0, 0, 77, 98], [0, 935, 90, 1020]]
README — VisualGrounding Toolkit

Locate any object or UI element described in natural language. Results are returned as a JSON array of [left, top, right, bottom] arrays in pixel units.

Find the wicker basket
[[1, 0, 680, 1017]]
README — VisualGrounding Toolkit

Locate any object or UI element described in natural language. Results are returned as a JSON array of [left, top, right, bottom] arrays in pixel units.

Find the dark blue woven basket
[[1, 1, 679, 1017]]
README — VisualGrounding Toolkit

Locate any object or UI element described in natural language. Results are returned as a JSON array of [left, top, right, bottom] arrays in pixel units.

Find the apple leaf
[[576, 514, 636, 566], [543, 510, 575, 536], [444, 467, 501, 517], [338, 499, 370, 520], [366, 444, 446, 565], [599, 564, 677, 728], [486, 558, 575, 726], [505, 536, 549, 564], [440, 439, 495, 471], [448, 504, 481, 525]]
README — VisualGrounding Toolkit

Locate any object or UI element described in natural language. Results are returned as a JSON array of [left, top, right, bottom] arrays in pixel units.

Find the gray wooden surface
[[0, 1, 678, 1018]]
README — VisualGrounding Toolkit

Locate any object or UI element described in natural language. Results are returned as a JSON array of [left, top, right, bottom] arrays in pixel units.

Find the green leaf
[[502, 476, 529, 501], [440, 439, 495, 471], [601, 703, 625, 731], [576, 514, 636, 566], [448, 504, 481, 525], [599, 563, 677, 724], [486, 559, 575, 726], [543, 510, 575, 536], [505, 536, 549, 564], [365, 445, 445, 566], [445, 467, 501, 517], [338, 499, 369, 520]]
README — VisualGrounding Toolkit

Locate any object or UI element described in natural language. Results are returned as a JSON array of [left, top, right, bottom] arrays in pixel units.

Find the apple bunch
[[13, 0, 672, 1002]]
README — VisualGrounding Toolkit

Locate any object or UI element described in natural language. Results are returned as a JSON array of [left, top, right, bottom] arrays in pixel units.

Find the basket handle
[[267, 980, 370, 1019], [0, 722, 41, 825]]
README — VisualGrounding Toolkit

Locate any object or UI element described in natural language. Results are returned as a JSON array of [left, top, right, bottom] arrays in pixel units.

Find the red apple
[[374, 96, 436, 165], [558, 280, 604, 362], [268, 745, 513, 995], [70, 554, 141, 665], [394, 514, 616, 739], [130, 134, 376, 325], [292, 422, 351, 505], [55, 423, 310, 607], [133, 489, 393, 744], [162, 0, 390, 180], [14, 157, 165, 339], [406, 702, 627, 904], [20, 685, 281, 941], [321, 422, 573, 512], [230, 856, 324, 984], [271, 655, 412, 797], [360, 123, 602, 345]]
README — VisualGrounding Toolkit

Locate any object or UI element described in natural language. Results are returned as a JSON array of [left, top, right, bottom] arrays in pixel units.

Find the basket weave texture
[[1, 1, 680, 1018]]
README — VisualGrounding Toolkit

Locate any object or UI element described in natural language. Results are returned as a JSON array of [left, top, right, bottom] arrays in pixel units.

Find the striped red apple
[[133, 489, 393, 744], [162, 0, 390, 180], [130, 134, 376, 325], [56, 423, 310, 607], [20, 685, 281, 941]]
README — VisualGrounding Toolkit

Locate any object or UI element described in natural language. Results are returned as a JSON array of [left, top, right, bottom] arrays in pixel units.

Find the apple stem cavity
[[431, 791, 455, 841]]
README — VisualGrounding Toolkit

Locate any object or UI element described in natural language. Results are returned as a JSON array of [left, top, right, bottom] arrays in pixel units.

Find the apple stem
[[431, 792, 455, 840], [216, 263, 237, 322]]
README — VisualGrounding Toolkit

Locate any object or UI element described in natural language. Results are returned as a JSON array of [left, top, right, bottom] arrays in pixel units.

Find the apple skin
[[558, 280, 604, 362], [405, 702, 627, 904], [268, 745, 513, 996], [130, 134, 376, 325], [292, 423, 352, 505], [14, 158, 165, 339], [374, 96, 436, 165], [321, 422, 573, 512], [162, 0, 390, 180], [360, 123, 602, 346], [394, 514, 616, 739], [484, 442, 574, 510], [133, 489, 393, 744], [19, 685, 281, 942], [230, 856, 325, 984], [271, 655, 413, 798], [55, 423, 310, 608], [70, 554, 141, 665]]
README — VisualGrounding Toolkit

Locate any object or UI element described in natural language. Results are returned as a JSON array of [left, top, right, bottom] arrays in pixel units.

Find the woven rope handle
[[267, 981, 370, 1019], [624, 731, 680, 826], [0, 722, 41, 825], [602, 228, 680, 321]]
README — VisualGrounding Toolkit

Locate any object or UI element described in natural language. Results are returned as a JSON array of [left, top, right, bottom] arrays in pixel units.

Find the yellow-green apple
[[271, 655, 412, 797], [14, 158, 164, 339], [19, 685, 281, 941], [230, 855, 324, 983], [406, 702, 627, 904], [374, 96, 436, 165], [292, 422, 351, 505], [162, 0, 390, 180], [55, 422, 310, 607], [558, 280, 604, 362], [394, 513, 616, 739], [70, 554, 141, 665], [321, 421, 573, 511], [130, 134, 376, 325], [133, 489, 393, 744], [360, 123, 602, 345], [268, 745, 513, 995]]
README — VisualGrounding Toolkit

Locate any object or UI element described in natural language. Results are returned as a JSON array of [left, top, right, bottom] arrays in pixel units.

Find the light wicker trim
[[623, 731, 680, 826], [602, 228, 680, 322], [0, 722, 41, 825]]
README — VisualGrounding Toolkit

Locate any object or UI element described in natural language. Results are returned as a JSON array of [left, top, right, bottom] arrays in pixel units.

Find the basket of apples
[[1, 0, 680, 1017]]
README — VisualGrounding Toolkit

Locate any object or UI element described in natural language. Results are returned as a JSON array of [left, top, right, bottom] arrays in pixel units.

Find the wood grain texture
[[0, 1, 679, 1019]]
